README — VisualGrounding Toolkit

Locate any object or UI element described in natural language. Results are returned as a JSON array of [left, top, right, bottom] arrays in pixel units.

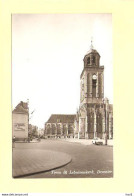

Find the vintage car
[[92, 137, 104, 145]]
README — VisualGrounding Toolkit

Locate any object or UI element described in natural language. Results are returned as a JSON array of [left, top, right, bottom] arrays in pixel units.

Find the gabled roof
[[18, 101, 28, 109], [13, 101, 28, 114], [46, 114, 76, 123]]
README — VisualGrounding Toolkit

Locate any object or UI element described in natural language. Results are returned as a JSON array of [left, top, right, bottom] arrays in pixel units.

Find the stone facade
[[12, 101, 29, 140], [45, 115, 76, 138], [77, 47, 113, 139], [77, 100, 113, 139], [45, 45, 113, 139]]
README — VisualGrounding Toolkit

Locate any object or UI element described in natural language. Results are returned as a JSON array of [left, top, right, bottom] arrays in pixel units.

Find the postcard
[[0, 0, 134, 194], [12, 14, 113, 179]]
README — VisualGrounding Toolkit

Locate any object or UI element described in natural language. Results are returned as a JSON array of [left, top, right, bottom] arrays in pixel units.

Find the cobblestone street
[[13, 139, 113, 178]]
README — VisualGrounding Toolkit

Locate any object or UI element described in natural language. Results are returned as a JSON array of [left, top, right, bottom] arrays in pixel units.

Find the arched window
[[93, 56, 95, 64], [57, 124, 61, 134], [96, 113, 102, 133], [88, 113, 94, 133], [52, 124, 56, 135], [87, 57, 90, 64], [92, 79, 97, 97]]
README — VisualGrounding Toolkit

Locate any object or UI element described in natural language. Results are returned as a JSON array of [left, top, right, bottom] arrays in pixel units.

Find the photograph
[[12, 14, 113, 178]]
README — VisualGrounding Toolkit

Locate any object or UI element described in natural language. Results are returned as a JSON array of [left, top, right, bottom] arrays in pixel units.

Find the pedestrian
[[13, 136, 16, 148], [13, 136, 16, 143]]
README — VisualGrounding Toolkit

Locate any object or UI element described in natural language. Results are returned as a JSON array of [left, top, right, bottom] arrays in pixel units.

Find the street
[[14, 139, 113, 178]]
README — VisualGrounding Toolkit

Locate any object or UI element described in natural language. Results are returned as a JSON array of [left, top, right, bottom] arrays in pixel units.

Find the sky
[[12, 14, 113, 128]]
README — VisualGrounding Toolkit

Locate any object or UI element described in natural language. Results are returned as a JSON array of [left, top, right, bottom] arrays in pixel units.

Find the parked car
[[92, 137, 103, 145]]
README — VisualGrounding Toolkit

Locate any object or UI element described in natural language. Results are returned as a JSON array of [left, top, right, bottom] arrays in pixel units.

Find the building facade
[[77, 46, 113, 139], [45, 44, 113, 139], [12, 101, 29, 140], [45, 115, 76, 138]]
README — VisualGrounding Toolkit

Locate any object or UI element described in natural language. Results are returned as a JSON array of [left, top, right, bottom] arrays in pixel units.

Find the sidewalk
[[63, 138, 93, 145], [61, 138, 113, 146], [12, 148, 71, 178], [15, 139, 40, 143]]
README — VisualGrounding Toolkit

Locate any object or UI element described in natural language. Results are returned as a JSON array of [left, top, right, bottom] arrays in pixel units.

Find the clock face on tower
[[92, 74, 97, 80]]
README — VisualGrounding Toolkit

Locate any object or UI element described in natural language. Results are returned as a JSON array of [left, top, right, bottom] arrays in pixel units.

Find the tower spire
[[90, 37, 94, 50]]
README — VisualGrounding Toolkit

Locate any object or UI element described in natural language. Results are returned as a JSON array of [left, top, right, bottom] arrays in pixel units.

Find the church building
[[45, 114, 76, 138], [45, 42, 113, 140]]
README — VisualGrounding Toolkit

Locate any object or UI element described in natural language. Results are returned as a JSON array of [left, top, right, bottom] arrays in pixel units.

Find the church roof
[[85, 48, 100, 56], [46, 114, 76, 123], [84, 39, 100, 56]]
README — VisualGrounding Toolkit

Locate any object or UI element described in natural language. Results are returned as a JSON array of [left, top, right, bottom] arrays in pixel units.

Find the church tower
[[80, 41, 104, 105], [78, 41, 113, 139]]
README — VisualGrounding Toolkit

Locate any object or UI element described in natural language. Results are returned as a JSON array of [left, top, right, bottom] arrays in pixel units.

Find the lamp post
[[104, 98, 109, 145]]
